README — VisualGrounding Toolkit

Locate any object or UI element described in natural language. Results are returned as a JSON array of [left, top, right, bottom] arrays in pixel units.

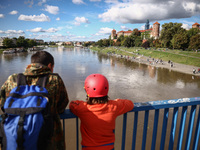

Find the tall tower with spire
[[145, 19, 150, 30]]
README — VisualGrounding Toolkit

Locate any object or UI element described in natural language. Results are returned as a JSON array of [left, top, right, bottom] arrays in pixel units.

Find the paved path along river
[[113, 48, 200, 76]]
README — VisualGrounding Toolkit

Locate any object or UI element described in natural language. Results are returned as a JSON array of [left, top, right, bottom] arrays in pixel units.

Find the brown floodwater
[[0, 47, 200, 149]]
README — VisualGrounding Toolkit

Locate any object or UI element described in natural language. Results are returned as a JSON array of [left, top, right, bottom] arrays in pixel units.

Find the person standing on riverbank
[[70, 74, 134, 150], [0, 51, 69, 150]]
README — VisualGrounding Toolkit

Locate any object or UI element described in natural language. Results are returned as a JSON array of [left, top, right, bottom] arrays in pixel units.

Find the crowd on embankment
[[90, 46, 200, 76]]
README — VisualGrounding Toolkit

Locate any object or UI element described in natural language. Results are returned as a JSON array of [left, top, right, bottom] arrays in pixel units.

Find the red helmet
[[84, 74, 109, 98]]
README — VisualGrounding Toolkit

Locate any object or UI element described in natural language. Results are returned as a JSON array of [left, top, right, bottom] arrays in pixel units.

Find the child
[[70, 74, 134, 150]]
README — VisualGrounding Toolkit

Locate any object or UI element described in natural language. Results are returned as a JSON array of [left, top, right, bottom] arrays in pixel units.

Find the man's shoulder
[[48, 73, 62, 82], [7, 73, 18, 83]]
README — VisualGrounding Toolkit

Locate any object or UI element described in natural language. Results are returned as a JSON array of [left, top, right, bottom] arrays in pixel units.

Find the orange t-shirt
[[69, 99, 134, 150]]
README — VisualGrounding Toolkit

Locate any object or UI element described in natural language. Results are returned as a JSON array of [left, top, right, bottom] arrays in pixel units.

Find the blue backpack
[[0, 73, 53, 150]]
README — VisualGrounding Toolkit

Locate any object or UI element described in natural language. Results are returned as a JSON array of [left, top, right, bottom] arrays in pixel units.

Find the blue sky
[[0, 0, 200, 42]]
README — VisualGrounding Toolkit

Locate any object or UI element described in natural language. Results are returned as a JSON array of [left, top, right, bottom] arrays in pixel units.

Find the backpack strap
[[36, 75, 48, 88], [15, 74, 27, 92], [17, 73, 48, 87], [17, 73, 27, 86]]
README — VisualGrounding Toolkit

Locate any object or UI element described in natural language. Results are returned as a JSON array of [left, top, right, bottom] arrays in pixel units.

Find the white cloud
[[30, 33, 88, 42], [182, 23, 190, 30], [44, 5, 59, 15], [66, 25, 73, 29], [38, 0, 46, 6], [0, 30, 24, 34], [182, 2, 200, 14], [74, 17, 90, 26], [98, 27, 113, 34], [98, 1, 200, 24], [0, 14, 4, 18], [9, 10, 18, 15], [72, 0, 85, 5], [27, 27, 58, 33], [56, 17, 60, 21], [105, 0, 118, 3], [46, 28, 59, 32], [90, 0, 101, 2], [18, 13, 50, 22], [5, 30, 24, 34], [120, 25, 132, 30]]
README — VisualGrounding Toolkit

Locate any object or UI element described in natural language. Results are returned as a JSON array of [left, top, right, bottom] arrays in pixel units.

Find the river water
[[0, 47, 200, 149], [1, 47, 199, 103]]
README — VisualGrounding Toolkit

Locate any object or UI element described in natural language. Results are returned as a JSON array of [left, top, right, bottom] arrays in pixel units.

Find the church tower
[[145, 19, 150, 30], [152, 22, 160, 39], [111, 29, 117, 40]]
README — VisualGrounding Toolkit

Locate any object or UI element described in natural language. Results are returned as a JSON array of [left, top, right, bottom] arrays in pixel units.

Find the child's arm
[[115, 99, 134, 116], [69, 100, 82, 116]]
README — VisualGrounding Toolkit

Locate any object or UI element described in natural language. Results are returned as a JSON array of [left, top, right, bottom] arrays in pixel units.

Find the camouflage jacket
[[0, 63, 69, 150]]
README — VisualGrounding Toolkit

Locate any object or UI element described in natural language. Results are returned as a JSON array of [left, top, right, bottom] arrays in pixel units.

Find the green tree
[[27, 39, 37, 47], [142, 40, 150, 49], [117, 35, 124, 42], [187, 28, 200, 39], [97, 39, 103, 47], [83, 42, 91, 47], [141, 31, 151, 40], [134, 36, 142, 47], [49, 41, 56, 45], [3, 38, 15, 48], [189, 34, 200, 50], [110, 40, 114, 46], [102, 39, 110, 47], [171, 31, 188, 50], [160, 22, 185, 48], [17, 36, 28, 47], [148, 37, 155, 47], [132, 28, 141, 36], [154, 39, 161, 48], [114, 41, 121, 46], [122, 36, 134, 47]]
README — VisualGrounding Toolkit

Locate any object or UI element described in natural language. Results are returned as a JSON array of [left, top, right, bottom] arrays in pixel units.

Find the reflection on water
[[1, 47, 200, 150], [0, 47, 199, 103]]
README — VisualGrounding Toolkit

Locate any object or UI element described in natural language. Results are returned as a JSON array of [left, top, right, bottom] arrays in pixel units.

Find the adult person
[[0, 51, 69, 150], [70, 74, 134, 150]]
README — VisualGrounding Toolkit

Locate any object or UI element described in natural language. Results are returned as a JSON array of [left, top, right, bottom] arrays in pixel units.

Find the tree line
[[92, 22, 200, 51], [1, 36, 52, 48]]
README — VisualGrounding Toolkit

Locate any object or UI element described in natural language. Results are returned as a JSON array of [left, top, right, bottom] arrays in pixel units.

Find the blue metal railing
[[60, 97, 200, 150]]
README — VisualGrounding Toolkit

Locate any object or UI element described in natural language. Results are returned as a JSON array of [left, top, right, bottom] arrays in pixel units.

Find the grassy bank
[[90, 46, 200, 67]]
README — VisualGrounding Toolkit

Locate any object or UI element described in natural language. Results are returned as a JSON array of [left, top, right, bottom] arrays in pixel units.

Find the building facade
[[111, 21, 160, 40], [192, 22, 200, 29]]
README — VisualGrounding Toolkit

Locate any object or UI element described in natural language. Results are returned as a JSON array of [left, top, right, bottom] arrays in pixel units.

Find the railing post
[[192, 106, 200, 150], [132, 111, 138, 150], [76, 117, 79, 150], [142, 110, 149, 150], [121, 113, 127, 150], [185, 105, 197, 150], [151, 109, 159, 150], [160, 108, 169, 149], [168, 107, 178, 150], [177, 106, 187, 150]]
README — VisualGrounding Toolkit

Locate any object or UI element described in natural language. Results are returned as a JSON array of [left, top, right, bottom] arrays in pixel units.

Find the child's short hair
[[86, 96, 109, 104]]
